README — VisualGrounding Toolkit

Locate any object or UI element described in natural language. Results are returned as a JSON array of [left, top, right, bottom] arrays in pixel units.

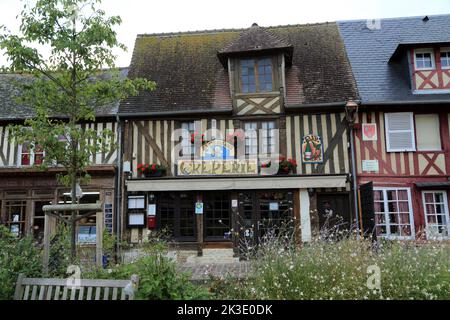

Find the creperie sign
[[177, 159, 258, 176]]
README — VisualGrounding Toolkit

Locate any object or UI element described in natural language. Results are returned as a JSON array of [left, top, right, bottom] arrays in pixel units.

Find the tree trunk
[[70, 172, 77, 263]]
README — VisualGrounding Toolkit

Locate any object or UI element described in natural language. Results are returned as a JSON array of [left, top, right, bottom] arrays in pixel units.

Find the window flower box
[[261, 156, 297, 174], [137, 163, 167, 177]]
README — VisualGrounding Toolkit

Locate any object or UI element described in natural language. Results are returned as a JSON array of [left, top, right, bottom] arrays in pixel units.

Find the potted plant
[[261, 156, 297, 174], [137, 163, 167, 177]]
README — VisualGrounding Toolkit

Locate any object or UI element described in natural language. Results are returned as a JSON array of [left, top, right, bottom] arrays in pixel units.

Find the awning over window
[[126, 175, 347, 192], [415, 182, 450, 189]]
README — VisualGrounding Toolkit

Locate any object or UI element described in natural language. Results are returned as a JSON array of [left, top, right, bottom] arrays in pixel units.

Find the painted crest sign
[[362, 123, 377, 141], [301, 134, 323, 163]]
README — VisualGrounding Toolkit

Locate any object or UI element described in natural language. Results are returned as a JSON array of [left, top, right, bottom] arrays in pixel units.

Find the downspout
[[345, 100, 360, 238], [115, 113, 123, 256]]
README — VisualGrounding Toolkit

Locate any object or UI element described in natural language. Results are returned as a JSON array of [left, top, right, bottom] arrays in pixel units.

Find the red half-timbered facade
[[354, 109, 450, 239], [339, 15, 450, 241]]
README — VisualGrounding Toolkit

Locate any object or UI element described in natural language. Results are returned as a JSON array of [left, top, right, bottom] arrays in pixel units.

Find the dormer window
[[240, 58, 273, 93], [440, 48, 450, 69], [414, 49, 435, 70]]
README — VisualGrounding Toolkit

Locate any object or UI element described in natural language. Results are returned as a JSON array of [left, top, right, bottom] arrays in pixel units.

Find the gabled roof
[[217, 23, 293, 65], [0, 68, 128, 120], [120, 22, 358, 115], [338, 14, 450, 104]]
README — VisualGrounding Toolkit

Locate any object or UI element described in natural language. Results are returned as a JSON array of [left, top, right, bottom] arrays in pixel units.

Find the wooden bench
[[14, 273, 139, 300]]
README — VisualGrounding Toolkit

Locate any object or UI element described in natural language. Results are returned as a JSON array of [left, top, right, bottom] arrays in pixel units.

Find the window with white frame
[[385, 113, 416, 152], [414, 49, 435, 70], [181, 121, 195, 158], [260, 121, 276, 155], [19, 142, 44, 166], [373, 188, 415, 239], [244, 122, 258, 156], [422, 191, 450, 239], [440, 49, 450, 69], [244, 121, 276, 157]]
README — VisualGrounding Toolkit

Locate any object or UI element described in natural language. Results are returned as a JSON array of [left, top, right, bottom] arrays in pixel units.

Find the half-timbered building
[[0, 72, 123, 244], [339, 15, 450, 240], [120, 22, 358, 257]]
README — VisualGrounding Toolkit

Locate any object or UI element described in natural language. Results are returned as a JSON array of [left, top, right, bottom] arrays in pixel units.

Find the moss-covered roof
[[121, 22, 358, 115], [0, 68, 128, 120], [218, 23, 293, 59]]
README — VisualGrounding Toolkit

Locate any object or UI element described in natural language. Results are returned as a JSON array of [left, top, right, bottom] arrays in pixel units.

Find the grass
[[209, 237, 450, 300]]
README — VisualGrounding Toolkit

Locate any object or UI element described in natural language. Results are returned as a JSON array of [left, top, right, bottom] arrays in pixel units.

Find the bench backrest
[[14, 274, 139, 300]]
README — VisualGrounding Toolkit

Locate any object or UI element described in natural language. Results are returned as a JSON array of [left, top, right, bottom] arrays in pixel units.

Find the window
[[19, 142, 44, 166], [181, 122, 195, 158], [374, 188, 415, 239], [422, 191, 450, 239], [244, 122, 258, 156], [414, 49, 435, 70], [240, 58, 273, 93], [440, 49, 450, 69], [385, 113, 416, 152], [261, 121, 276, 154], [415, 114, 441, 151], [5, 201, 27, 237], [244, 121, 276, 157]]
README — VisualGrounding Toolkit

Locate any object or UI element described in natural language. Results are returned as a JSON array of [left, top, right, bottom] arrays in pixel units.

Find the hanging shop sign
[[362, 123, 377, 141], [301, 134, 323, 163], [178, 140, 258, 175]]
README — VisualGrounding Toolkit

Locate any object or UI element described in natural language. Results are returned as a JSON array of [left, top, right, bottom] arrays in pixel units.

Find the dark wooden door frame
[[238, 190, 295, 245], [316, 192, 352, 230], [156, 192, 197, 242], [203, 191, 232, 242]]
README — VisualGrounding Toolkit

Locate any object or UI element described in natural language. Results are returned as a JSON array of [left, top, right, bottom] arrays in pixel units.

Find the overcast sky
[[1, 0, 449, 67]]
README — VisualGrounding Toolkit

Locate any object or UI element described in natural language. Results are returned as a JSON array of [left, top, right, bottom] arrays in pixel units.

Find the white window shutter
[[385, 113, 416, 152]]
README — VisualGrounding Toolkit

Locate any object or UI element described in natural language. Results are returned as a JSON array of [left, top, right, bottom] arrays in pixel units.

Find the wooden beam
[[135, 121, 172, 175], [42, 203, 103, 213]]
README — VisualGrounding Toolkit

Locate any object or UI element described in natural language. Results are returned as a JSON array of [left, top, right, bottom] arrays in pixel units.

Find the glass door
[[257, 191, 294, 241], [203, 192, 231, 241]]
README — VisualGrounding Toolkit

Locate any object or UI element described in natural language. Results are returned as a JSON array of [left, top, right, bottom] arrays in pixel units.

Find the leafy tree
[[0, 0, 155, 261]]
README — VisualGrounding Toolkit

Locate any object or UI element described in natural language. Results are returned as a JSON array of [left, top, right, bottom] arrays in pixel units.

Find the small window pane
[[415, 52, 433, 69], [441, 51, 450, 68], [241, 60, 256, 93]]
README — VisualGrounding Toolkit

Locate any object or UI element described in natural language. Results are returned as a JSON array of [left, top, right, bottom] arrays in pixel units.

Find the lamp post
[[345, 100, 361, 239]]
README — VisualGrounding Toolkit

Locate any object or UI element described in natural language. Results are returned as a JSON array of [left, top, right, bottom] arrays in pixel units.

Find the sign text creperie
[[177, 159, 258, 176]]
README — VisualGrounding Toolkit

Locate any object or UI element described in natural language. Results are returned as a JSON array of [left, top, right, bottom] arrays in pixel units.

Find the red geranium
[[260, 155, 297, 174], [191, 132, 205, 144], [137, 163, 166, 176]]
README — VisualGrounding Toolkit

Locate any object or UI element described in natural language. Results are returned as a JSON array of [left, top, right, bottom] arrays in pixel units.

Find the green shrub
[[89, 243, 210, 300], [48, 224, 72, 277], [212, 237, 450, 300], [0, 226, 42, 300]]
